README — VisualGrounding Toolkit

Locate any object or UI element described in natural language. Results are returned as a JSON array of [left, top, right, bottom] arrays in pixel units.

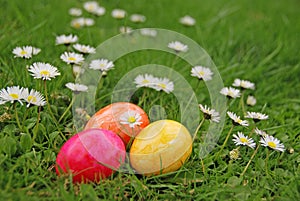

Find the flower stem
[[33, 106, 41, 142], [240, 143, 260, 177], [58, 97, 75, 123], [14, 103, 22, 131], [192, 118, 205, 141], [215, 124, 235, 160], [239, 91, 246, 115], [21, 107, 29, 129], [265, 149, 269, 175]]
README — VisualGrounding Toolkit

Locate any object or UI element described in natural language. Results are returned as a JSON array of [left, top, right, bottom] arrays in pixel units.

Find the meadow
[[0, 0, 299, 200]]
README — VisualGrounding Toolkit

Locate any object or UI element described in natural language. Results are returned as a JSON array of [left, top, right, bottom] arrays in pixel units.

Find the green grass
[[0, 0, 300, 200]]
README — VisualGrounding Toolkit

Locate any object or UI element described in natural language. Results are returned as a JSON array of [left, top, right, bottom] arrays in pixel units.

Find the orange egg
[[129, 120, 192, 176], [84, 102, 150, 146]]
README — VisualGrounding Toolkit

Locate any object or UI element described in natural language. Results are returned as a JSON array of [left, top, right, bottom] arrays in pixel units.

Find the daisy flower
[[83, 1, 99, 13], [227, 111, 249, 127], [260, 134, 285, 152], [93, 6, 106, 16], [119, 26, 133, 34], [130, 14, 146, 23], [71, 18, 85, 29], [55, 34, 78, 46], [65, 83, 88, 93], [134, 74, 157, 88], [153, 77, 174, 94], [199, 104, 220, 123], [22, 88, 46, 107], [179, 15, 196, 26], [232, 78, 255, 90], [28, 62, 60, 80], [73, 44, 96, 54], [0, 99, 6, 105], [119, 110, 143, 128], [84, 18, 95, 26], [89, 59, 114, 72], [69, 8, 82, 16], [254, 127, 267, 137], [111, 9, 126, 19], [168, 41, 188, 52], [245, 111, 269, 122], [0, 86, 25, 105], [191, 66, 213, 81], [220, 87, 241, 99], [140, 28, 157, 37], [232, 132, 256, 149], [12, 46, 40, 59], [246, 95, 256, 106], [60, 52, 84, 65]]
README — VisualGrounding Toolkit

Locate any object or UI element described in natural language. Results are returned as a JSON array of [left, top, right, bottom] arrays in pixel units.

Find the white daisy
[[227, 111, 249, 127], [60, 52, 84, 65], [191, 66, 213, 81], [245, 111, 269, 122], [153, 77, 174, 94], [93, 6, 106, 16], [89, 59, 114, 72], [55, 34, 78, 45], [65, 83, 88, 93], [0, 86, 25, 105], [232, 132, 256, 149], [134, 74, 157, 88], [119, 110, 143, 128], [199, 104, 220, 123], [119, 26, 133, 34], [69, 8, 82, 16], [232, 78, 255, 90], [179, 15, 196, 26], [254, 127, 267, 137], [220, 87, 241, 99], [167, 41, 188, 52], [83, 1, 99, 13], [12, 46, 40, 59], [71, 18, 85, 29], [84, 18, 95, 26], [260, 135, 285, 152], [22, 88, 46, 107], [111, 9, 126, 19], [140, 28, 157, 37], [246, 95, 257, 106], [73, 44, 96, 54], [130, 14, 146, 23], [28, 62, 60, 80]]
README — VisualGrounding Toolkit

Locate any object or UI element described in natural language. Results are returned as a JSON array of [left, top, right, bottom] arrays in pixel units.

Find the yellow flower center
[[142, 79, 149, 84], [240, 137, 248, 143], [68, 57, 76, 61], [237, 119, 243, 124], [127, 116, 136, 123], [27, 95, 37, 103], [158, 83, 166, 89], [198, 71, 204, 76], [20, 50, 27, 55], [9, 93, 19, 99], [73, 22, 81, 28], [40, 70, 50, 77], [267, 141, 276, 149]]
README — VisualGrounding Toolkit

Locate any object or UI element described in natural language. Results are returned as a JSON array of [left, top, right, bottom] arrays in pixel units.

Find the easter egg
[[84, 102, 150, 146], [55, 128, 126, 183], [129, 120, 192, 176]]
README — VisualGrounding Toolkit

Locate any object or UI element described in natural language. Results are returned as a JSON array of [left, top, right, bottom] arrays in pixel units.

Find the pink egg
[[55, 129, 126, 183]]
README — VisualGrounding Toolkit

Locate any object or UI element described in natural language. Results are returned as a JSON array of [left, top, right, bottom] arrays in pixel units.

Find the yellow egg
[[129, 120, 192, 176]]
